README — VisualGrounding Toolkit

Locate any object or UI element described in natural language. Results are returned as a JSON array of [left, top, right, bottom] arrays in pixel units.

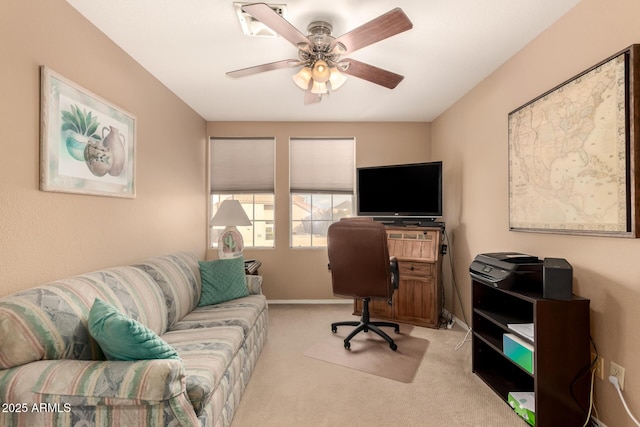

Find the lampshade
[[311, 80, 328, 94], [293, 60, 347, 95], [329, 68, 347, 90], [211, 200, 251, 226], [212, 200, 251, 259], [311, 60, 330, 83], [292, 66, 312, 90]]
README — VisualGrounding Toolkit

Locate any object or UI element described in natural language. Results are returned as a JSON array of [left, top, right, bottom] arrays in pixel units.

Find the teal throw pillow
[[198, 257, 249, 306], [88, 298, 180, 361]]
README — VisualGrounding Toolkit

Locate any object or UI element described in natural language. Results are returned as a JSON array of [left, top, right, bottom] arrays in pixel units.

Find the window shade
[[290, 138, 355, 193], [210, 138, 275, 193]]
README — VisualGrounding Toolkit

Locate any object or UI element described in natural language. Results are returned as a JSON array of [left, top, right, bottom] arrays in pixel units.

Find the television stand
[[373, 217, 445, 229]]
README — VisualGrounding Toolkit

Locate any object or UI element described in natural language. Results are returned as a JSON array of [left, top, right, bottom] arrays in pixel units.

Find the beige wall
[[0, 0, 207, 296], [3, 0, 636, 423], [206, 121, 430, 300], [432, 0, 640, 425]]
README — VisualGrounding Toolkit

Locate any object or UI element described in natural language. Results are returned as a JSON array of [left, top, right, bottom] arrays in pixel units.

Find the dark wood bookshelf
[[471, 280, 591, 427]]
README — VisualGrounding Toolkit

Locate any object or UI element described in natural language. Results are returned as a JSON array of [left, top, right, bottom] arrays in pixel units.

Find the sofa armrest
[[0, 359, 198, 426], [1, 359, 185, 403], [246, 275, 263, 295]]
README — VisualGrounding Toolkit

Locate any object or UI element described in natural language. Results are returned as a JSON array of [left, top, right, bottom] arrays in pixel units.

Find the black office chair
[[327, 219, 400, 351]]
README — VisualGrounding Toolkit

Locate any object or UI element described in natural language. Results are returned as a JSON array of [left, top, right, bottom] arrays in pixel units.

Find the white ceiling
[[66, 0, 582, 122]]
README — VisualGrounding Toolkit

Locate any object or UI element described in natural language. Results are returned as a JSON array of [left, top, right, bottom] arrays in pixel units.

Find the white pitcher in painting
[[102, 126, 126, 176]]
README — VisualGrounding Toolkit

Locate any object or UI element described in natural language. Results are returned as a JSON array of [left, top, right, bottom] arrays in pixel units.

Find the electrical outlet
[[592, 352, 604, 380], [610, 361, 625, 390]]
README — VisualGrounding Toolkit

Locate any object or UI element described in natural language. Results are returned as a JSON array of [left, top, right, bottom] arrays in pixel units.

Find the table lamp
[[211, 200, 252, 259]]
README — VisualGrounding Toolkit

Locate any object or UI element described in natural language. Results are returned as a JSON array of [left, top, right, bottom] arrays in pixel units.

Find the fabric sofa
[[0, 252, 268, 427]]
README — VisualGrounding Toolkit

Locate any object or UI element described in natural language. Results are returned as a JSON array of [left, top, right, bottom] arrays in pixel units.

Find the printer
[[470, 252, 543, 291]]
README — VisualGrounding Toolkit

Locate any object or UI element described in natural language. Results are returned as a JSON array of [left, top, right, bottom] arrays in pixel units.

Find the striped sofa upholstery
[[0, 252, 268, 427]]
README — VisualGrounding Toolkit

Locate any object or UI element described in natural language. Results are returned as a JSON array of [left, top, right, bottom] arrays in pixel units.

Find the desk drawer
[[399, 261, 433, 278]]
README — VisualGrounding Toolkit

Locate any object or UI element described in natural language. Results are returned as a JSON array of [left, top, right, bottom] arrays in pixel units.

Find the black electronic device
[[469, 252, 542, 290], [543, 257, 573, 300], [356, 161, 442, 219]]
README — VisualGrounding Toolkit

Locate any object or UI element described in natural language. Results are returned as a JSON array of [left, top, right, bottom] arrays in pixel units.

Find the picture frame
[[508, 45, 640, 237], [40, 66, 136, 198]]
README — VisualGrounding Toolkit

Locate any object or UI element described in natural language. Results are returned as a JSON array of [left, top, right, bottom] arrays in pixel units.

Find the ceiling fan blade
[[339, 58, 404, 89], [242, 3, 311, 48], [332, 8, 413, 55], [226, 59, 300, 78], [304, 91, 322, 105]]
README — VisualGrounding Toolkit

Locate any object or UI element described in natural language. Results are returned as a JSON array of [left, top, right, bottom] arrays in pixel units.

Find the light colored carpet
[[231, 304, 525, 427], [303, 323, 428, 383]]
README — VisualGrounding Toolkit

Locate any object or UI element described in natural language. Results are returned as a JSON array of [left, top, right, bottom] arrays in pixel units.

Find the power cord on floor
[[609, 375, 640, 426], [455, 328, 472, 351]]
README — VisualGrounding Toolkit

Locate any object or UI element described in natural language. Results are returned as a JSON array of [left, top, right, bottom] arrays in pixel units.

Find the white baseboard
[[267, 299, 352, 305], [267, 301, 471, 331]]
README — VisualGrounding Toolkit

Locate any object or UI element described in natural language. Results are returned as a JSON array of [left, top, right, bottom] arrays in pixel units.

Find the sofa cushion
[[0, 267, 167, 369], [133, 252, 201, 329], [198, 258, 248, 306], [171, 294, 267, 336], [89, 299, 180, 361], [162, 326, 245, 416]]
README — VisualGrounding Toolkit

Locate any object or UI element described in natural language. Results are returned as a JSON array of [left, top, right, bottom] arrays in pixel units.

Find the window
[[210, 194, 274, 248], [290, 138, 355, 247], [209, 138, 275, 248]]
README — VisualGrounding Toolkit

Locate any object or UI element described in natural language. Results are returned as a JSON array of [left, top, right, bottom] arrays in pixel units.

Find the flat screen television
[[356, 161, 442, 219]]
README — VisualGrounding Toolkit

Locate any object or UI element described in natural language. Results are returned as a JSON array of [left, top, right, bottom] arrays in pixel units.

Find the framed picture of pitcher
[[40, 66, 136, 198]]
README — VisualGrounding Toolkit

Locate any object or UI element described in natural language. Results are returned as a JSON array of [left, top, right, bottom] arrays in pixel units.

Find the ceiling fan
[[226, 3, 413, 104]]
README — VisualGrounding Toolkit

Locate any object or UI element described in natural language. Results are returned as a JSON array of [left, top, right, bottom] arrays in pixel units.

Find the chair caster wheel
[[390, 343, 397, 351], [344, 341, 351, 351], [331, 326, 337, 333]]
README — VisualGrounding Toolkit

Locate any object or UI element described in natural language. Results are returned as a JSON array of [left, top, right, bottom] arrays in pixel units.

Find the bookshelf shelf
[[471, 279, 591, 426]]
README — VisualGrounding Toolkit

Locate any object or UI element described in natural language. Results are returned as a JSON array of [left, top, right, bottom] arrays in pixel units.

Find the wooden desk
[[354, 225, 443, 328]]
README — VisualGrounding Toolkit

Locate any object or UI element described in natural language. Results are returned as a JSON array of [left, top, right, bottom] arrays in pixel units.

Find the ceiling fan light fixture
[[310, 80, 328, 94], [337, 61, 350, 72], [329, 68, 347, 90], [307, 21, 333, 51], [227, 5, 412, 105], [292, 66, 312, 90], [332, 42, 347, 55], [296, 42, 311, 53], [312, 60, 330, 83]]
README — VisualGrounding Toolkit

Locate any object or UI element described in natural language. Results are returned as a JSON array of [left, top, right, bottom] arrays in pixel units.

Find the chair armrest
[[390, 256, 399, 289], [246, 275, 263, 295]]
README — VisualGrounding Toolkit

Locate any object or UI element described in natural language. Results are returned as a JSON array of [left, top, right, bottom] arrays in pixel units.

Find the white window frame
[[209, 137, 275, 249], [289, 137, 355, 248], [210, 193, 275, 248]]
